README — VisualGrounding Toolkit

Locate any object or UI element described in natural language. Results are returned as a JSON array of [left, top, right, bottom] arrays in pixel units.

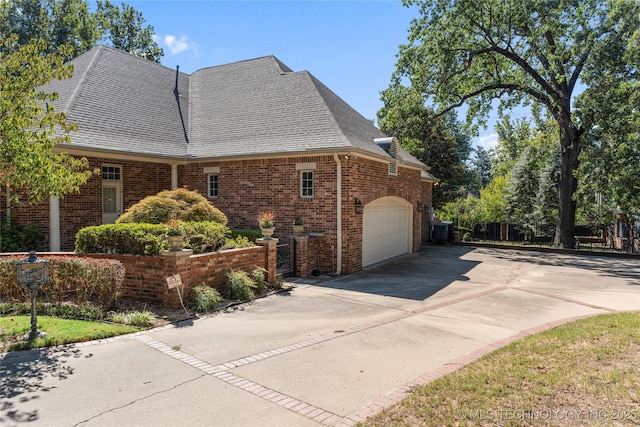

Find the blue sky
[[130, 0, 500, 149]]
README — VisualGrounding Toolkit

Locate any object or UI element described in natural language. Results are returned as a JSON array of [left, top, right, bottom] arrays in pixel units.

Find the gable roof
[[47, 45, 426, 169]]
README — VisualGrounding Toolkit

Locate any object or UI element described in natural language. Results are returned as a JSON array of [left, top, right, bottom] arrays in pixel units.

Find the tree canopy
[[387, 0, 640, 248], [377, 85, 474, 206], [0, 0, 163, 61], [0, 37, 93, 204]]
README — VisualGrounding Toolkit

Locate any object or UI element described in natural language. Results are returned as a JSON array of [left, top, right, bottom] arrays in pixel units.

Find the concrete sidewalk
[[1, 245, 639, 426]]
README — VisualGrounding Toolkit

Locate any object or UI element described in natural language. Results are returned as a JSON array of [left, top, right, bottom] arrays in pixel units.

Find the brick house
[[3, 46, 438, 276]]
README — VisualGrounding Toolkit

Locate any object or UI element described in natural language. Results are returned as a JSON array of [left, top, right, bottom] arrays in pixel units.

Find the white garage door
[[362, 196, 413, 267]]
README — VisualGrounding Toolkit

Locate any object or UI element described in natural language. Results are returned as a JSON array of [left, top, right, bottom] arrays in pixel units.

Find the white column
[[49, 196, 61, 251], [171, 164, 178, 189]]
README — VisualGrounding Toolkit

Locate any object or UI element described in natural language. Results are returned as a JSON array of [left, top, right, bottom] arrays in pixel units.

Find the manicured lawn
[[0, 316, 140, 352], [362, 312, 640, 426]]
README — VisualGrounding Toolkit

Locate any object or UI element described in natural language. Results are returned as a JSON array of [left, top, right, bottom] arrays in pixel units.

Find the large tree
[[378, 84, 474, 206], [0, 0, 163, 62], [0, 37, 93, 204], [389, 0, 640, 248]]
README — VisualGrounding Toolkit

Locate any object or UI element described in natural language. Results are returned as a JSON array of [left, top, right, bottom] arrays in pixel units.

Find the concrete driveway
[[1, 245, 639, 426]]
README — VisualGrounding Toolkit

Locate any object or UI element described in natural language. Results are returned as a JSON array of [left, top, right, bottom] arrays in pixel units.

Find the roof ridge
[[192, 55, 290, 74], [62, 46, 105, 113], [302, 71, 353, 148]]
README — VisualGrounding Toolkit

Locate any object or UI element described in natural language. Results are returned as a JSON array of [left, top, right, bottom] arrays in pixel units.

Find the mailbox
[[16, 251, 49, 340]]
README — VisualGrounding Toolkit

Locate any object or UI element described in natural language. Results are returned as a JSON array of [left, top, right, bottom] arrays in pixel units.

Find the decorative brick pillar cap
[[161, 249, 193, 257], [256, 238, 279, 246]]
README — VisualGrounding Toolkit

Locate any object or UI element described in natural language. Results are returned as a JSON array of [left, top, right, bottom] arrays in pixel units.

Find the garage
[[362, 196, 413, 267]]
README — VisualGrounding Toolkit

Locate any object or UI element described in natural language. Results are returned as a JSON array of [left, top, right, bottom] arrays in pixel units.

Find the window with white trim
[[101, 165, 121, 181], [207, 174, 218, 198], [300, 170, 314, 198]]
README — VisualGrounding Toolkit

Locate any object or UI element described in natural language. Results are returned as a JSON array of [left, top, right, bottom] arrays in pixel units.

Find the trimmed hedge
[[229, 228, 263, 243], [75, 223, 166, 255], [0, 256, 125, 310], [75, 222, 232, 255]]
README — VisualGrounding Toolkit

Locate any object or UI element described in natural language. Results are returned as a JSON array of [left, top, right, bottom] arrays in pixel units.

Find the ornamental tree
[[0, 37, 93, 204]]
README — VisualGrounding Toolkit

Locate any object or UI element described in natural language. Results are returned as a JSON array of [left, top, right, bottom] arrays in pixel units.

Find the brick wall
[[3, 156, 172, 251], [340, 157, 425, 274], [2, 244, 271, 308], [2, 153, 431, 277], [179, 156, 340, 274]]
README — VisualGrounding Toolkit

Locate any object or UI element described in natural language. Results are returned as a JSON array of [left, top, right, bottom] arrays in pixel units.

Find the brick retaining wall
[[1, 242, 273, 308]]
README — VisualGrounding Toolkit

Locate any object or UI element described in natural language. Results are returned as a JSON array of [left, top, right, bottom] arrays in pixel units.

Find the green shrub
[[117, 188, 227, 225], [229, 229, 262, 243], [224, 270, 256, 301], [181, 222, 229, 253], [111, 310, 155, 327], [0, 216, 45, 252], [0, 256, 124, 310], [75, 223, 166, 255], [251, 267, 268, 293], [190, 285, 221, 312], [75, 222, 231, 255], [220, 235, 256, 250], [0, 302, 105, 320]]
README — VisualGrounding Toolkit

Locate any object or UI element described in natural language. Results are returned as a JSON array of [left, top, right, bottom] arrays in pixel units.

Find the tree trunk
[[554, 117, 581, 249]]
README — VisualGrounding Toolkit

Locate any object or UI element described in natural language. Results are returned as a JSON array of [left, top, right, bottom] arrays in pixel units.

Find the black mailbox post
[[16, 251, 50, 340]]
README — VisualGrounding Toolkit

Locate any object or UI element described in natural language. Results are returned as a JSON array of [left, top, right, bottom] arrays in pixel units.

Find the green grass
[[0, 315, 139, 352], [362, 312, 640, 426]]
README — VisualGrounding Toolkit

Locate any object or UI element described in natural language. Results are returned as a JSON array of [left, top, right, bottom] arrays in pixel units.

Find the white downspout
[[333, 153, 342, 275]]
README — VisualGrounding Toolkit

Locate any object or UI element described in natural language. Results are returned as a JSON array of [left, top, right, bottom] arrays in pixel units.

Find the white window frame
[[296, 162, 316, 199], [203, 166, 220, 199], [207, 174, 219, 199], [101, 164, 122, 224], [300, 170, 314, 199]]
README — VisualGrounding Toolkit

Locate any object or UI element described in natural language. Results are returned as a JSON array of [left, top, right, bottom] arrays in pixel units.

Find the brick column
[[256, 238, 278, 283], [161, 249, 193, 308], [294, 235, 310, 277]]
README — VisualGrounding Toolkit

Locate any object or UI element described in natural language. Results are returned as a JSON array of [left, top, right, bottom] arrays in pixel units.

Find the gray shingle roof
[[47, 46, 189, 158], [47, 46, 426, 169]]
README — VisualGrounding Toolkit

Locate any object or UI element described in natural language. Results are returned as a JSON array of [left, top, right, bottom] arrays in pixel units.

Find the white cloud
[[164, 34, 190, 55], [476, 132, 499, 150]]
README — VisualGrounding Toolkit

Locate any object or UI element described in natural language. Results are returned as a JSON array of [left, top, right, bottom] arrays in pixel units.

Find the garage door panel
[[362, 197, 412, 267]]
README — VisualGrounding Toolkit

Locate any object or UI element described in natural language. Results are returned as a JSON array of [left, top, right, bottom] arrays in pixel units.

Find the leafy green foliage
[[117, 188, 228, 225], [0, 36, 93, 204], [95, 0, 163, 62], [190, 285, 221, 313], [378, 87, 474, 206], [0, 0, 163, 62], [224, 270, 256, 301], [388, 0, 640, 248], [0, 256, 124, 310], [251, 268, 268, 294], [228, 229, 263, 243], [220, 235, 256, 250], [0, 216, 45, 252], [0, 302, 105, 319], [108, 309, 155, 327], [75, 223, 166, 255], [75, 221, 231, 255]]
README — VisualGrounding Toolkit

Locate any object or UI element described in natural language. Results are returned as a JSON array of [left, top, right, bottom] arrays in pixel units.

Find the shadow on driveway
[[471, 245, 640, 285], [313, 244, 479, 301], [0, 346, 89, 425]]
